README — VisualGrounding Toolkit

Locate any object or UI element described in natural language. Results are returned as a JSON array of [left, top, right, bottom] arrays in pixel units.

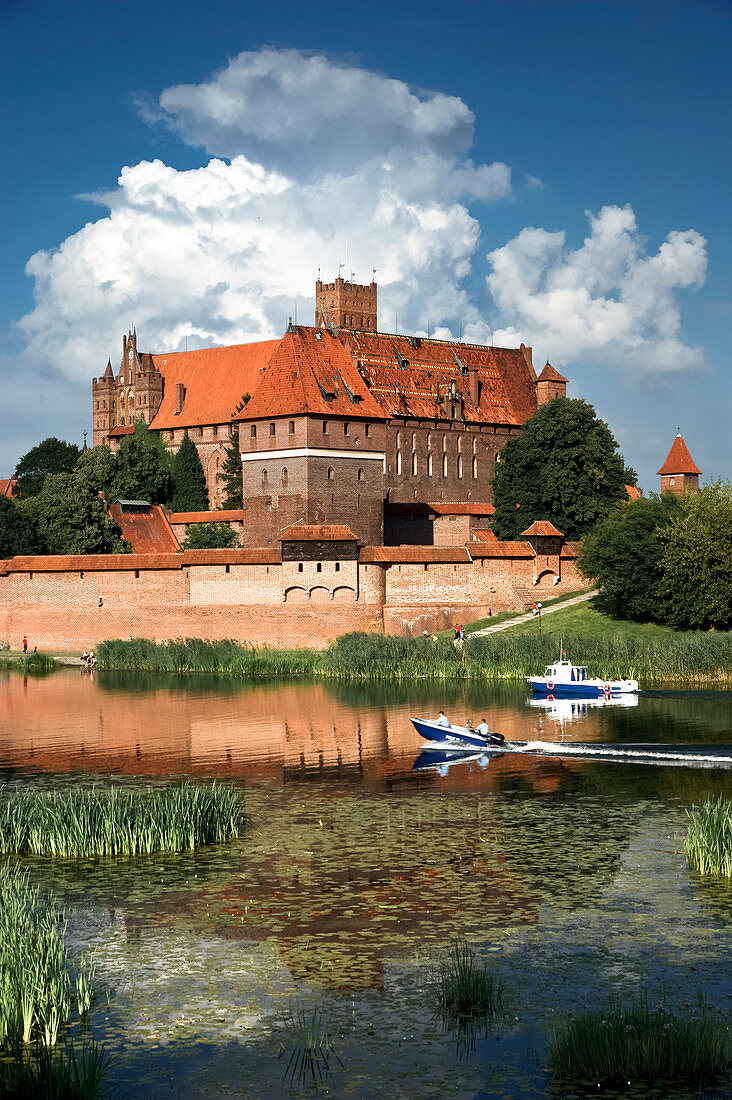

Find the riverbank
[[92, 630, 732, 685]]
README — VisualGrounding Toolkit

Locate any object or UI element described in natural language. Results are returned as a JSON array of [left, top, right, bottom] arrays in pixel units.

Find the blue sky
[[1, 0, 730, 490]]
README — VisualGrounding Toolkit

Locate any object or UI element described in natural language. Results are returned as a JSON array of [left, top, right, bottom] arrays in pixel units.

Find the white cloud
[[18, 49, 512, 383], [487, 204, 707, 371]]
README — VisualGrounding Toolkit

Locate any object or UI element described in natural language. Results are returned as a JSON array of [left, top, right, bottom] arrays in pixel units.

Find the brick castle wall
[[0, 551, 583, 651]]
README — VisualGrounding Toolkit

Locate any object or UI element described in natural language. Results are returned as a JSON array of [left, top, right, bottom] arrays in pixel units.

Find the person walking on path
[[22, 636, 27, 653]]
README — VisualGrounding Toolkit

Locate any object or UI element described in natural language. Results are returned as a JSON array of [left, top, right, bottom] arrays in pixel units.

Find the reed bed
[[432, 940, 505, 1022], [96, 637, 316, 676], [0, 863, 71, 1049], [95, 630, 732, 683], [6, 653, 59, 675], [547, 992, 729, 1088], [686, 797, 732, 878], [0, 782, 243, 858], [0, 1038, 110, 1099]]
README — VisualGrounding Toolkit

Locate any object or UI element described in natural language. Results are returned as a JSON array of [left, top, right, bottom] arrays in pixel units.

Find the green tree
[[21, 473, 130, 554], [14, 437, 81, 498], [171, 431, 209, 512], [658, 481, 732, 630], [181, 522, 239, 549], [0, 496, 43, 556], [220, 424, 243, 509], [110, 422, 172, 504], [492, 398, 634, 541], [578, 493, 681, 621], [74, 445, 117, 498]]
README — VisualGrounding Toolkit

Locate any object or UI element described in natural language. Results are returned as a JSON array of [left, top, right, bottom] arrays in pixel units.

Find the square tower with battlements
[[315, 277, 377, 332]]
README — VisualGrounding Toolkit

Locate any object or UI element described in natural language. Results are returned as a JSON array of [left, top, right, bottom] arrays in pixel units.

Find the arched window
[[358, 468, 364, 481], [282, 467, 288, 486], [442, 454, 448, 478], [327, 466, 334, 480], [442, 434, 447, 452], [411, 431, 416, 448], [344, 422, 350, 436], [261, 469, 268, 488], [411, 451, 417, 476], [457, 455, 463, 479], [396, 430, 401, 449], [457, 436, 462, 453], [472, 456, 478, 479], [472, 436, 477, 454], [428, 453, 433, 477], [396, 450, 402, 475], [269, 422, 276, 436]]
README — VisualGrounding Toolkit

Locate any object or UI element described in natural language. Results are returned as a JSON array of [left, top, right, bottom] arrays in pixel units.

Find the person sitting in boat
[[436, 711, 450, 728], [476, 717, 505, 745], [476, 717, 490, 737]]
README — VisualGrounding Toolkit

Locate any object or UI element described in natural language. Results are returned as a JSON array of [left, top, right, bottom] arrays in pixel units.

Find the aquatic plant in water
[[686, 796, 732, 878], [432, 940, 505, 1023], [279, 1001, 341, 1090], [547, 991, 730, 1088], [0, 1037, 111, 1099], [0, 782, 243, 857]]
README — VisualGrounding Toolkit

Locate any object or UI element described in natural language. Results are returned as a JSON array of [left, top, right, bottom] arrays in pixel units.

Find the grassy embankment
[[95, 614, 732, 685]]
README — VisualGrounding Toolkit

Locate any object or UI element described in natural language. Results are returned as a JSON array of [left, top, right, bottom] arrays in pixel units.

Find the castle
[[92, 277, 567, 547]]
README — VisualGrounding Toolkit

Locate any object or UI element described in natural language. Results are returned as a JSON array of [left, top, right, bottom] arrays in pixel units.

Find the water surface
[[1, 669, 730, 1099]]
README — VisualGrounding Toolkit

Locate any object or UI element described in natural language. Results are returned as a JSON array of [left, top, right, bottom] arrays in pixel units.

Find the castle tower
[[535, 361, 568, 406], [92, 360, 116, 446], [657, 432, 701, 494], [315, 277, 377, 332]]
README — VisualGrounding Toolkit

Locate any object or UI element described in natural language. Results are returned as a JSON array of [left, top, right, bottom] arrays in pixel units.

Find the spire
[[103, 359, 114, 380], [657, 432, 702, 476]]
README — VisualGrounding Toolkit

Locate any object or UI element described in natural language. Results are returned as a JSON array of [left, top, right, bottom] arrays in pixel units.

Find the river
[[1, 667, 731, 1099]]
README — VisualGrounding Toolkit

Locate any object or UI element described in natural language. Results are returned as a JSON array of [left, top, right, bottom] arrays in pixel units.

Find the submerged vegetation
[[279, 1002, 341, 1090], [432, 940, 505, 1023], [547, 991, 730, 1088], [0, 782, 243, 857], [686, 797, 732, 878], [96, 629, 732, 684]]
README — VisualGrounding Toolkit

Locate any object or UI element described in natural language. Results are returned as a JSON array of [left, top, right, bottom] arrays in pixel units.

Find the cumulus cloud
[[488, 204, 707, 371], [15, 49, 706, 389], [19, 48, 513, 382]]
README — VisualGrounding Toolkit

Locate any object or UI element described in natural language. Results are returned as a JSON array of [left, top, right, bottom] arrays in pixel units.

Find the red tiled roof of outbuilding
[[519, 520, 564, 537], [241, 327, 384, 421], [472, 529, 498, 542], [428, 501, 495, 516], [168, 510, 244, 524], [280, 523, 358, 541], [344, 332, 537, 425], [0, 477, 18, 499], [657, 433, 702, 476], [625, 484, 640, 501], [108, 502, 180, 553], [149, 339, 280, 430], [107, 426, 135, 438]]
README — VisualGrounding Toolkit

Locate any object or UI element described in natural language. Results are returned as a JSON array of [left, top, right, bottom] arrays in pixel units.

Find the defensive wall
[[0, 542, 582, 651]]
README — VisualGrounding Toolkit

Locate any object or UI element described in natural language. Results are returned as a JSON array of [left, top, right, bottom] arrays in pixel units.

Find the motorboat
[[410, 716, 506, 751], [527, 654, 638, 697]]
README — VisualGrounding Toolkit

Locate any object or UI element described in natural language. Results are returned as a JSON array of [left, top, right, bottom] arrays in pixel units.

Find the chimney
[[467, 365, 480, 406], [175, 383, 186, 414]]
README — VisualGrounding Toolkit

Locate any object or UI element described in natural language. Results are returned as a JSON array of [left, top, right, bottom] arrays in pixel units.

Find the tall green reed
[[95, 630, 732, 683], [0, 782, 243, 858], [547, 991, 729, 1087], [432, 940, 505, 1023], [686, 797, 732, 878]]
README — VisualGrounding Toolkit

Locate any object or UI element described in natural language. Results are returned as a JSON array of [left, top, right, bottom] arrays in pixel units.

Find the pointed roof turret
[[536, 361, 567, 383], [103, 359, 114, 379], [657, 432, 701, 476]]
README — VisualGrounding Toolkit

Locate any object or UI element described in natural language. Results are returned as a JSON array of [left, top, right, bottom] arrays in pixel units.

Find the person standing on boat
[[436, 711, 450, 728]]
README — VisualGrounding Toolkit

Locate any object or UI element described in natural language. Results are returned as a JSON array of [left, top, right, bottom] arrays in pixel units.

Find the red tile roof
[[560, 542, 581, 559], [181, 548, 280, 565], [242, 328, 384, 421], [107, 426, 135, 438], [168, 510, 244, 524], [109, 502, 180, 553], [360, 546, 474, 563], [429, 501, 495, 516], [471, 542, 534, 558], [1, 554, 185, 573], [520, 520, 565, 538], [149, 339, 280, 430], [472, 529, 498, 542], [625, 484, 640, 501], [343, 332, 537, 425], [0, 477, 18, 499], [536, 362, 568, 383], [280, 524, 358, 541], [657, 433, 702, 475]]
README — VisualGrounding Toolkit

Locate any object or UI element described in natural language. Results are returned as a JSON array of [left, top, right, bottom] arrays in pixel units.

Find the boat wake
[[513, 740, 732, 768]]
